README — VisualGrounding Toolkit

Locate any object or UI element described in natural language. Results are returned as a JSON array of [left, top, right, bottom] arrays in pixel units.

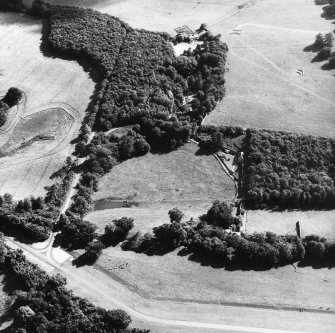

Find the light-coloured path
[[4, 236, 335, 333]]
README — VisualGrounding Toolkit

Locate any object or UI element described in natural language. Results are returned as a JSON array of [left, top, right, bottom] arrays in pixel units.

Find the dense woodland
[[243, 129, 335, 209], [0, 194, 56, 242], [47, 6, 228, 131], [0, 235, 150, 333]]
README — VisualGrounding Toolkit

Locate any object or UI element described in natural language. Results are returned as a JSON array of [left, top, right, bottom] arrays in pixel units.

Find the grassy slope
[[95, 245, 335, 310], [88, 143, 235, 232], [94, 143, 235, 203], [206, 0, 335, 137]]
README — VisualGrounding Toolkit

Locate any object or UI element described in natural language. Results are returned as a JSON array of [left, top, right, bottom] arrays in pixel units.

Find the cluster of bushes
[[44, 171, 74, 208], [122, 203, 335, 269], [196, 125, 245, 152], [0, 87, 23, 126], [0, 194, 57, 242], [303, 234, 335, 263], [0, 237, 150, 333], [57, 214, 134, 265], [123, 202, 241, 253], [102, 217, 134, 247], [313, 32, 335, 67], [243, 129, 335, 209], [57, 214, 97, 250]]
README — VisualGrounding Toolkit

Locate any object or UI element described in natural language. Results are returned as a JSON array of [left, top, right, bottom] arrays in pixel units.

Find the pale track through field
[[6, 236, 334, 333]]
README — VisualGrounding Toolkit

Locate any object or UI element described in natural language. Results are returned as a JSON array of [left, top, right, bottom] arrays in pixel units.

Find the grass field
[[87, 143, 235, 232], [94, 143, 235, 203], [247, 210, 335, 239], [94, 244, 335, 311], [205, 0, 335, 137], [0, 12, 95, 199]]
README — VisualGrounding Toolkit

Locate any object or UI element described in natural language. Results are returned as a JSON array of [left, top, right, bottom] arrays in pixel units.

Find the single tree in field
[[168, 208, 184, 223], [324, 32, 334, 47], [2, 87, 23, 107], [314, 33, 324, 49]]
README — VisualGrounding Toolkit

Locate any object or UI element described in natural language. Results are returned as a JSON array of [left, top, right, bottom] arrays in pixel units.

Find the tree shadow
[[186, 252, 226, 269], [72, 253, 96, 267], [303, 43, 321, 53], [321, 62, 335, 70], [194, 147, 213, 156], [297, 259, 335, 269], [315, 0, 328, 5]]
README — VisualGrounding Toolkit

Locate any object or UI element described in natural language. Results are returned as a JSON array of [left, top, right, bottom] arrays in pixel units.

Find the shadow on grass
[[194, 147, 213, 156], [315, 0, 328, 5], [72, 253, 97, 267], [297, 259, 335, 269], [321, 62, 335, 70], [186, 252, 277, 271], [303, 43, 321, 53]]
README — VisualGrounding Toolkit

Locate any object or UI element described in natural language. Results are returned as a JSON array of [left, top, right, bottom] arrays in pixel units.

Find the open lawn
[[205, 0, 335, 137], [247, 210, 335, 239], [94, 143, 235, 203], [0, 12, 95, 199], [95, 244, 335, 311], [87, 143, 235, 232]]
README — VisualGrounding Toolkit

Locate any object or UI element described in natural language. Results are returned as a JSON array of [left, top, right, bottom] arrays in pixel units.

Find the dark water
[[93, 199, 131, 211], [26, 0, 124, 8]]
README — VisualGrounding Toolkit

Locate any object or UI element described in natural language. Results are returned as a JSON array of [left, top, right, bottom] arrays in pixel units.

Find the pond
[[93, 199, 132, 211]]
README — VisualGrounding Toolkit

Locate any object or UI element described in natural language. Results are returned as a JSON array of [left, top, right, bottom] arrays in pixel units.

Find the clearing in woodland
[[87, 142, 235, 232], [0, 12, 95, 199]]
